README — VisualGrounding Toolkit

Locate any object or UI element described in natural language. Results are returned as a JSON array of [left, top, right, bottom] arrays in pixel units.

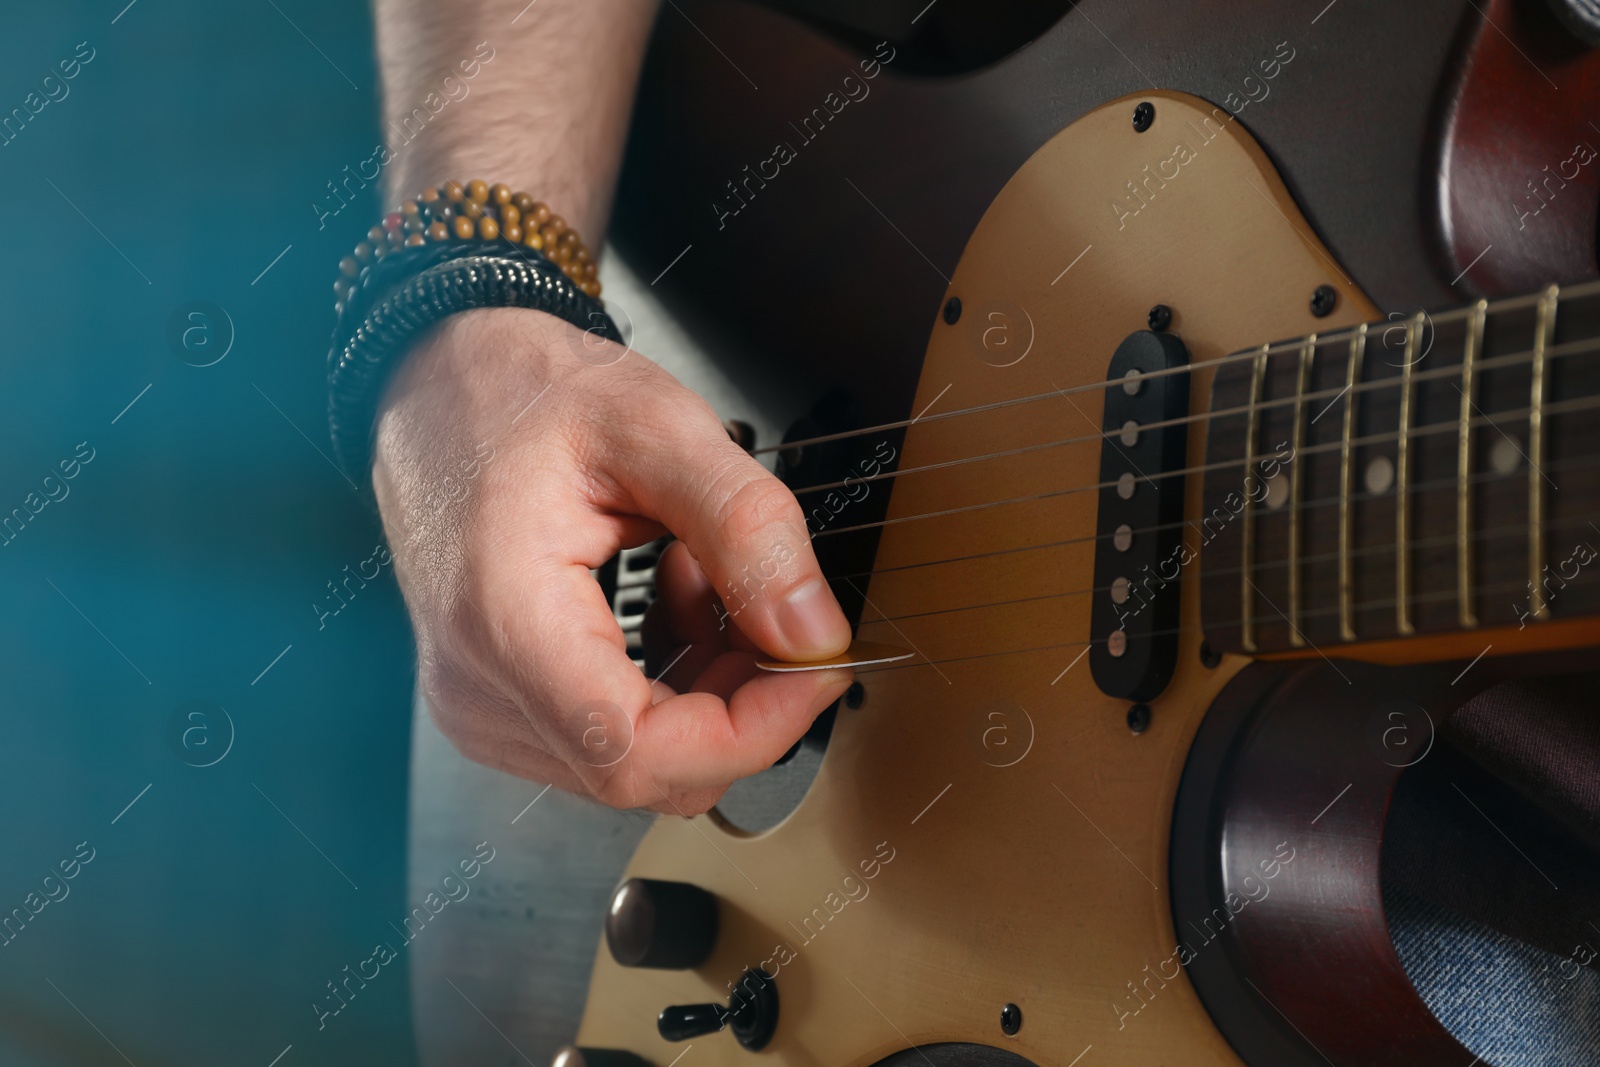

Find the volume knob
[[551, 1048, 652, 1067], [605, 877, 718, 970]]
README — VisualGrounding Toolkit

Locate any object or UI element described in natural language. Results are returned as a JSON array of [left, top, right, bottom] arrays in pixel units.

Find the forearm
[[373, 0, 658, 242]]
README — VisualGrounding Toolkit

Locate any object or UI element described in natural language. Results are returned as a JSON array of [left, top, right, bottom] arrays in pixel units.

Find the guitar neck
[[1199, 279, 1600, 654]]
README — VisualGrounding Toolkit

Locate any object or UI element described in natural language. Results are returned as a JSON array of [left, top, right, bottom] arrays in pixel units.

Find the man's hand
[[369, 0, 850, 811], [372, 307, 855, 813]]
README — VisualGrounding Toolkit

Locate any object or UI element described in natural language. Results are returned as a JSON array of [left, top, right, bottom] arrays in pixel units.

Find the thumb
[[611, 388, 852, 662]]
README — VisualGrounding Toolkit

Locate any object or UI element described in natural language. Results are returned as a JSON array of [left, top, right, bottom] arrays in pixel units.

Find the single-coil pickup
[[1089, 329, 1190, 702]]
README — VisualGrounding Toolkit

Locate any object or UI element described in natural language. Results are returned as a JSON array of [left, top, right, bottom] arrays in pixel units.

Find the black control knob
[[551, 1047, 652, 1067], [605, 878, 718, 970], [657, 968, 779, 1051]]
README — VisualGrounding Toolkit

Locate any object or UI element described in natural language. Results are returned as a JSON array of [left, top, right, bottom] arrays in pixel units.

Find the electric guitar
[[409, 1, 1600, 1064]]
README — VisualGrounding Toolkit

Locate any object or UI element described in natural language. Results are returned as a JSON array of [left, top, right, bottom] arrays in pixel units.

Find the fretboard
[[1199, 279, 1600, 654]]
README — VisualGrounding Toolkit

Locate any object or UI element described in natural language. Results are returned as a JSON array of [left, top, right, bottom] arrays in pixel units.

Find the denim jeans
[[1387, 887, 1600, 1065]]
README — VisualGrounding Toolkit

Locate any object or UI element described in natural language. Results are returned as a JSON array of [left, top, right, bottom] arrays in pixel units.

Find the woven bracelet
[[327, 247, 620, 483]]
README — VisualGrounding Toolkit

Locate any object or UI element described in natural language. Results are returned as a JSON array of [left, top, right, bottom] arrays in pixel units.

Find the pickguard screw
[[1311, 285, 1338, 318], [1000, 1002, 1023, 1036], [1127, 703, 1152, 734], [1132, 101, 1155, 132], [1199, 641, 1222, 669], [845, 682, 865, 709], [1147, 304, 1172, 331], [943, 297, 962, 325]]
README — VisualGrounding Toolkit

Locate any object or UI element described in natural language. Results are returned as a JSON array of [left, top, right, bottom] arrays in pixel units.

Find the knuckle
[[672, 787, 728, 817], [590, 776, 638, 810], [584, 762, 650, 810], [710, 473, 804, 546]]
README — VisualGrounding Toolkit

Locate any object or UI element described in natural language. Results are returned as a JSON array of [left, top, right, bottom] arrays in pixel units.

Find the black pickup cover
[[1089, 330, 1190, 702]]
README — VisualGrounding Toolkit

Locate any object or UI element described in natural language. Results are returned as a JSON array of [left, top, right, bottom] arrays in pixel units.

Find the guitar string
[[750, 341, 1257, 455], [750, 321, 1376, 456], [825, 463, 1600, 620], [749, 279, 1600, 459], [805, 388, 1600, 541], [778, 476, 1600, 673], [786, 336, 1600, 500], [850, 571, 1583, 680], [820, 433, 1600, 586], [842, 508, 1598, 628]]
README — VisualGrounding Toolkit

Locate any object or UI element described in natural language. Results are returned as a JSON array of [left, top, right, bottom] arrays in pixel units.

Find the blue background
[[0, 2, 418, 1063]]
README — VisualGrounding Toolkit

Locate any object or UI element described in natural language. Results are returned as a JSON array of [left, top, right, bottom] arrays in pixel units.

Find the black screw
[[1310, 285, 1338, 318], [1132, 101, 1155, 133], [943, 297, 962, 325], [1199, 641, 1221, 669], [1000, 1003, 1022, 1036], [845, 682, 865, 709], [1147, 304, 1172, 332], [1127, 703, 1152, 734]]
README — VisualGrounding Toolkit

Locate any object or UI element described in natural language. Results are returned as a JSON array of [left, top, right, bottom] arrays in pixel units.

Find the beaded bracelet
[[326, 182, 616, 484], [333, 179, 601, 314]]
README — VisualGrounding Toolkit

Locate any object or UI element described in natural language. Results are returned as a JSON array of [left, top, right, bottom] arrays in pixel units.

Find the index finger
[[505, 562, 851, 807]]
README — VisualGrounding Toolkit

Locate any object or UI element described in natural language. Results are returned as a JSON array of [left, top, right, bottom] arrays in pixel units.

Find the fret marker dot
[[1117, 472, 1136, 500], [1120, 420, 1140, 447], [1111, 576, 1130, 604], [1365, 455, 1395, 495], [1264, 473, 1289, 510], [1490, 436, 1522, 475], [1113, 524, 1134, 551]]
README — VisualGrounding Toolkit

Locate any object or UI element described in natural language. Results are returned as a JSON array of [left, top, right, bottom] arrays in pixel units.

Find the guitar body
[[409, 2, 1600, 1064], [585, 89, 1377, 1063]]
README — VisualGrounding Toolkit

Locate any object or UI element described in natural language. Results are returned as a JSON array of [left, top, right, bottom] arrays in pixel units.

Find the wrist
[[328, 246, 618, 486], [378, 305, 576, 421], [370, 306, 599, 538]]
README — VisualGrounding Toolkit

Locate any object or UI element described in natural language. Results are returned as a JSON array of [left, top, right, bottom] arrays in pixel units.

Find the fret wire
[[1457, 300, 1486, 629], [1240, 344, 1269, 653], [1395, 315, 1421, 636], [1339, 324, 1367, 641], [1287, 335, 1316, 647], [1530, 285, 1558, 619], [1235, 287, 1562, 361]]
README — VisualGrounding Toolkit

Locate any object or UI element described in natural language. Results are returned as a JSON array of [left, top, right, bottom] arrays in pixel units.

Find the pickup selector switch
[[658, 969, 779, 1051]]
